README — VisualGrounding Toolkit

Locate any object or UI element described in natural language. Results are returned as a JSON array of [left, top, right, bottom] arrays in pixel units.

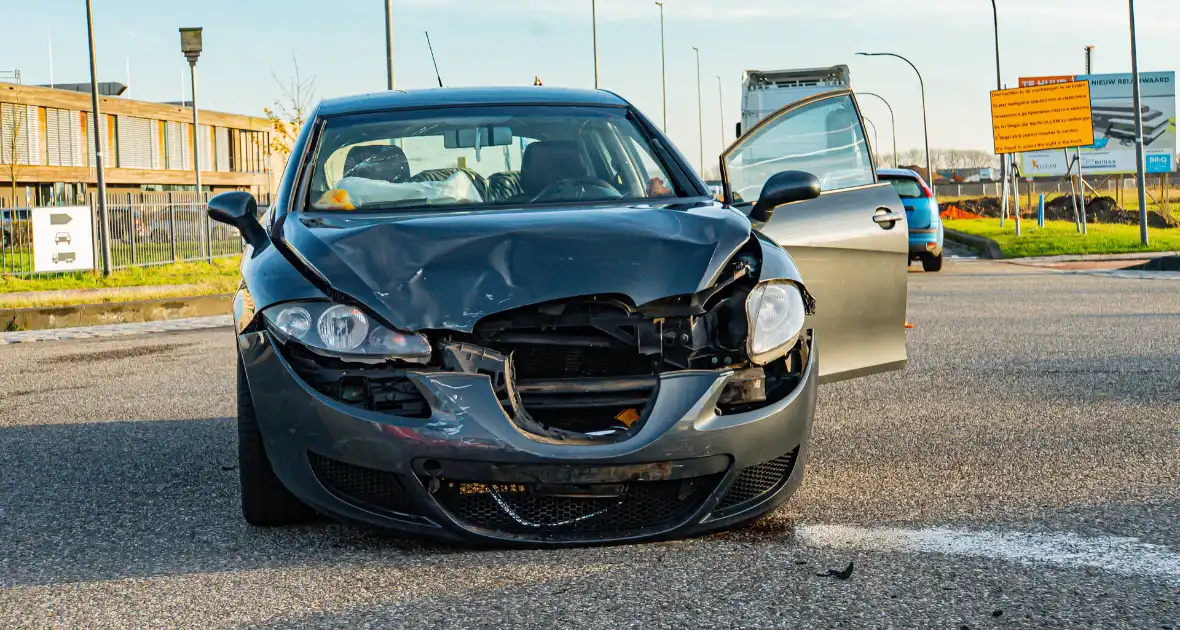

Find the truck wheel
[[237, 354, 317, 526], [921, 252, 943, 272]]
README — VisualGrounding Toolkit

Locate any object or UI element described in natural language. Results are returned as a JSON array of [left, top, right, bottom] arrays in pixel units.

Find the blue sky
[[3, 0, 1179, 172]]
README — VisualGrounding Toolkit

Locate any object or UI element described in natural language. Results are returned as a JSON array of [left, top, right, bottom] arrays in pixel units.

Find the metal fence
[[1, 191, 270, 277]]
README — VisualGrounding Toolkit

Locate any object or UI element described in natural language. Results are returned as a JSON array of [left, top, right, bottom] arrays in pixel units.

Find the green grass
[[1, 256, 241, 303], [944, 219, 1180, 258]]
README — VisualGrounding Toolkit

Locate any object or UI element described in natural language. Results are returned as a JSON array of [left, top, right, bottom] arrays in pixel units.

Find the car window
[[883, 177, 924, 199], [305, 105, 687, 212], [724, 94, 875, 205]]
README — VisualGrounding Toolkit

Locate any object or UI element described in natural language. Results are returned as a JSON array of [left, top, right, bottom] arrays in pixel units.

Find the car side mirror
[[750, 171, 822, 223], [208, 191, 268, 248]]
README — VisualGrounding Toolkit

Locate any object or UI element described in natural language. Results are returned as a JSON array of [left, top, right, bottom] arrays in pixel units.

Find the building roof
[[317, 86, 629, 117]]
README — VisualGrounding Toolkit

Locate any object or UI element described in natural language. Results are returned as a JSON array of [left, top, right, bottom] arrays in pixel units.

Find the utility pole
[[385, 0, 395, 89], [592, 0, 599, 89], [858, 92, 897, 168], [85, 0, 111, 276], [717, 76, 725, 149], [656, 1, 667, 131], [693, 47, 704, 176], [179, 27, 206, 258], [1128, 0, 1149, 245]]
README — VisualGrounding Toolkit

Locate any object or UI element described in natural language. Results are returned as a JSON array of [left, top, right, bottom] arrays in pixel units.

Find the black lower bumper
[[238, 331, 818, 545]]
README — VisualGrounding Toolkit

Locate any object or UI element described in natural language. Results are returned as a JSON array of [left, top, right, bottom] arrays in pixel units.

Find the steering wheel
[[528, 177, 623, 203]]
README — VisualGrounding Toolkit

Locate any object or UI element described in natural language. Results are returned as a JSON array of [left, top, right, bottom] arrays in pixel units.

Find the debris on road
[[816, 561, 855, 580]]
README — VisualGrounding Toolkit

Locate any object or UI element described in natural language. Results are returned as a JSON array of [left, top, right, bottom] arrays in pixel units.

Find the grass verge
[[0, 257, 240, 307], [944, 220, 1180, 258]]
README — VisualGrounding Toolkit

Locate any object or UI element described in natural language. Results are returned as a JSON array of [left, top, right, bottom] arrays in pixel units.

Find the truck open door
[[722, 89, 908, 384]]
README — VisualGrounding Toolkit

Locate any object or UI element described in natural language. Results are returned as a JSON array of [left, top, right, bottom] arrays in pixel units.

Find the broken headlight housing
[[745, 281, 806, 365], [263, 301, 431, 361]]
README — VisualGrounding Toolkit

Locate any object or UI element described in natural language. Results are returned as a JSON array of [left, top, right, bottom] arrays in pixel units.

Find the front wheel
[[921, 252, 943, 272], [237, 354, 317, 526]]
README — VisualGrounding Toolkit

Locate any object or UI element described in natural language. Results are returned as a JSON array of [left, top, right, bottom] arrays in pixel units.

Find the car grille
[[429, 474, 723, 538], [715, 447, 800, 512], [495, 343, 654, 379], [308, 452, 418, 516]]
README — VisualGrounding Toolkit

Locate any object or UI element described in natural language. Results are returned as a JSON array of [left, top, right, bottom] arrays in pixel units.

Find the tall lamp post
[[990, 0, 1005, 209], [857, 52, 932, 190], [85, 0, 111, 276], [716, 76, 725, 149], [863, 116, 880, 165], [591, 0, 600, 88], [858, 92, 897, 167], [179, 27, 206, 258], [693, 46, 704, 175], [655, 2, 667, 130], [385, 0, 395, 89], [1128, 0, 1149, 245]]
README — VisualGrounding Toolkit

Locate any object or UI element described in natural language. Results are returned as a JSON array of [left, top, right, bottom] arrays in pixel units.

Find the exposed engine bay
[[271, 238, 813, 442]]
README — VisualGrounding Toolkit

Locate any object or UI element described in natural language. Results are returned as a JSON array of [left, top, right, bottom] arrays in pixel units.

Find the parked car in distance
[[878, 168, 944, 272], [210, 86, 909, 546]]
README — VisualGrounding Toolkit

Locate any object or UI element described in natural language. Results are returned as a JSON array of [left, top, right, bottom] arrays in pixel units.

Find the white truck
[[737, 65, 851, 137]]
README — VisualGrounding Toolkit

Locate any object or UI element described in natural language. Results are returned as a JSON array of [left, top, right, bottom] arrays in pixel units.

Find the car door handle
[[873, 209, 905, 228]]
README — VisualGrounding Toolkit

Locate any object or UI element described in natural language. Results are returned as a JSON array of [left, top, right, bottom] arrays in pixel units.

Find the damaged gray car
[[209, 86, 908, 545]]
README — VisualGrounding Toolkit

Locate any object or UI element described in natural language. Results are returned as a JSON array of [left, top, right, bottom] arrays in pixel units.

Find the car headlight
[[745, 281, 806, 365], [263, 301, 431, 361]]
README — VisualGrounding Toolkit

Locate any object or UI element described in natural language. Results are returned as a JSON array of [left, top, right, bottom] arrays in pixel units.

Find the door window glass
[[724, 95, 874, 205]]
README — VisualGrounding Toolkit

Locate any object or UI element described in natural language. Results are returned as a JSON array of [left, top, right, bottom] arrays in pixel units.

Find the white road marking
[[797, 524, 1180, 583]]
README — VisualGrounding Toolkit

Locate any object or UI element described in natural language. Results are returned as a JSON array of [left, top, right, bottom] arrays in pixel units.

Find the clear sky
[[3, 0, 1179, 173]]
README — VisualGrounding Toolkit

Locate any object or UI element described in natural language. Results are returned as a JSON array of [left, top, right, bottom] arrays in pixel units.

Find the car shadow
[[0, 418, 481, 588]]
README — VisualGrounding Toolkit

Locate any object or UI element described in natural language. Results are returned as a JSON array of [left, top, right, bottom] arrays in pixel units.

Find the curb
[[944, 229, 1003, 260], [2, 294, 234, 332]]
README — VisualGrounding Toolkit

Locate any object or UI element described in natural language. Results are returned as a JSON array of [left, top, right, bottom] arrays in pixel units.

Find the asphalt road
[[1, 259, 1177, 629]]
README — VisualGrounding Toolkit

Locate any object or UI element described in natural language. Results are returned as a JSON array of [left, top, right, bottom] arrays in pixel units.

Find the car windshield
[[306, 105, 684, 212], [882, 176, 924, 199]]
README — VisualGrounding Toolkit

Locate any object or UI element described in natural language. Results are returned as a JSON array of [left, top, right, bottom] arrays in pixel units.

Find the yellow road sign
[[990, 81, 1094, 155]]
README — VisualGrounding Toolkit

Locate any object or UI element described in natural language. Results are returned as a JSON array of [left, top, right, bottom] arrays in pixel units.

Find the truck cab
[[737, 65, 851, 137]]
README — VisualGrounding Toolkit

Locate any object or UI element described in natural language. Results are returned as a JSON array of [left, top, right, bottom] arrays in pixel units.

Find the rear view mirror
[[444, 126, 513, 149], [208, 191, 268, 249], [750, 171, 822, 223]]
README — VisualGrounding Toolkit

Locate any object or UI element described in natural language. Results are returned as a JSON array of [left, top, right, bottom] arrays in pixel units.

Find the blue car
[[878, 168, 944, 272]]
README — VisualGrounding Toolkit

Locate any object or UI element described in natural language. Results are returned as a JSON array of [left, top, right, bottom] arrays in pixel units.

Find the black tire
[[237, 354, 317, 526], [921, 252, 944, 272]]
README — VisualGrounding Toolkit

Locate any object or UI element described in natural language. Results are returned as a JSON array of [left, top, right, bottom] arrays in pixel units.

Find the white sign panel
[[1019, 71, 1176, 177], [32, 206, 95, 273]]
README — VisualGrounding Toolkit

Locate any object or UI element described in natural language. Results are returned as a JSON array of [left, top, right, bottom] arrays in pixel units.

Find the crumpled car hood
[[279, 201, 753, 332]]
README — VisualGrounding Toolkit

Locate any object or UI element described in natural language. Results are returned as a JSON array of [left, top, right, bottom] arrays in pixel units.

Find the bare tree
[[264, 58, 316, 160], [1, 87, 28, 207]]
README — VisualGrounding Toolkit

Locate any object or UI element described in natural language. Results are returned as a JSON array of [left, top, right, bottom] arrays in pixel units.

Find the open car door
[[722, 89, 908, 383]]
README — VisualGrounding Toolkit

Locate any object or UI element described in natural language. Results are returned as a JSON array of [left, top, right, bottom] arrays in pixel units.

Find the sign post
[[32, 206, 96, 273], [990, 81, 1095, 234]]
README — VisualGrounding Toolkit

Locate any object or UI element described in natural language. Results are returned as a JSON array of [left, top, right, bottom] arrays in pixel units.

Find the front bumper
[[239, 331, 819, 546]]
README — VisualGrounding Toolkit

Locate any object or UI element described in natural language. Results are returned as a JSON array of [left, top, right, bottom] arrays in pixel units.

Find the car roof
[[317, 86, 630, 117], [877, 167, 924, 180]]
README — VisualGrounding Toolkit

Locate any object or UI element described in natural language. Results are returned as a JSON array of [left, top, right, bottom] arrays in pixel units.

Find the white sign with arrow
[[32, 206, 95, 273]]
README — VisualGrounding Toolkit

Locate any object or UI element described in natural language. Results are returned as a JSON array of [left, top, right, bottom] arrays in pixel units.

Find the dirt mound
[[941, 205, 985, 220], [947, 195, 1176, 228]]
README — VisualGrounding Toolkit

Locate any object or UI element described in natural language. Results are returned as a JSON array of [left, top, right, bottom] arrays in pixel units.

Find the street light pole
[[693, 47, 704, 176], [863, 116, 880, 165], [180, 27, 206, 258], [656, 1, 667, 130], [857, 52, 933, 190], [716, 76, 725, 149], [990, 0, 1006, 211], [385, 0, 395, 89], [1128, 0, 1149, 245], [591, 0, 599, 89], [85, 0, 111, 276], [858, 92, 897, 168]]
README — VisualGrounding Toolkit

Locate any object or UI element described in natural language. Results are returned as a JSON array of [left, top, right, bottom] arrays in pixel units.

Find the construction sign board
[[1019, 71, 1176, 176], [991, 81, 1094, 155]]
